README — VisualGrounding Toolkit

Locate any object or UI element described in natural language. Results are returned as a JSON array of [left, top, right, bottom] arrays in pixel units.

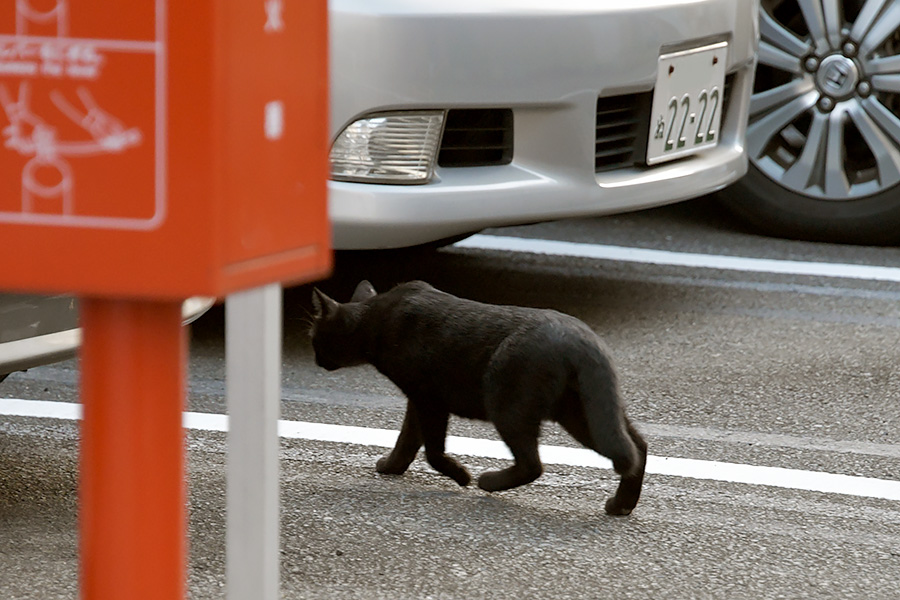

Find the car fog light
[[329, 111, 445, 184]]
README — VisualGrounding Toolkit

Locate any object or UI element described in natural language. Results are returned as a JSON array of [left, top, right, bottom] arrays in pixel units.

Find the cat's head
[[309, 280, 378, 371]]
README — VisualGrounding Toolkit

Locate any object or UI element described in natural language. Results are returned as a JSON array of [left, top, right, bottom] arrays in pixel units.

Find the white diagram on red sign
[[1, 82, 143, 215], [264, 0, 284, 33], [0, 0, 166, 230], [16, 0, 68, 36]]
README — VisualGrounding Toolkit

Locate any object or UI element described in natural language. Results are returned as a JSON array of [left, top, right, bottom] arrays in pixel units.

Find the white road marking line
[[1, 397, 82, 420], [641, 422, 900, 459], [3, 398, 899, 502], [455, 234, 900, 282]]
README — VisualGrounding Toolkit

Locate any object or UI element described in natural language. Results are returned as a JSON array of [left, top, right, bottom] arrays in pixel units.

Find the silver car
[[723, 0, 900, 244], [0, 294, 78, 381], [328, 0, 760, 250], [0, 295, 212, 381]]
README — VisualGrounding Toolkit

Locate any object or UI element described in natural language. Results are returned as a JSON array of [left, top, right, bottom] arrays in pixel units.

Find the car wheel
[[721, 0, 900, 244]]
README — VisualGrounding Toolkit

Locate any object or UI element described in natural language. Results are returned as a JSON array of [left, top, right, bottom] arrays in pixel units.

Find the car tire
[[720, 0, 900, 244], [722, 162, 900, 244]]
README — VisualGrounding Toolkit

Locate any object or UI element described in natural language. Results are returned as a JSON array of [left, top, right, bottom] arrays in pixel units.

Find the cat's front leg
[[418, 408, 471, 487], [376, 403, 424, 475]]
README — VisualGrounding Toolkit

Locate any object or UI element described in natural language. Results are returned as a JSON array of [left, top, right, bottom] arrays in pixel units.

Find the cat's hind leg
[[477, 419, 543, 493], [376, 403, 423, 475], [602, 418, 647, 516], [558, 401, 646, 516], [478, 344, 552, 492], [418, 408, 471, 487]]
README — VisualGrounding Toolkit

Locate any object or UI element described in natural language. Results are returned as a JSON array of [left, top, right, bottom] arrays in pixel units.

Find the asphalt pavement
[[2, 197, 899, 598]]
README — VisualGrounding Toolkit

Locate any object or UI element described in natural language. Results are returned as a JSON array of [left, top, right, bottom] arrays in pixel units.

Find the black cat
[[310, 280, 647, 516]]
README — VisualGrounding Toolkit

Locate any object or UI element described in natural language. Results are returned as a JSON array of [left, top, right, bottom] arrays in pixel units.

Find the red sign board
[[0, 0, 331, 298]]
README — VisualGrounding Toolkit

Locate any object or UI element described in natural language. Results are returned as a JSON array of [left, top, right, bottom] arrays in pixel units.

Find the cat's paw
[[450, 467, 472, 487], [376, 456, 408, 475], [604, 496, 634, 516], [426, 454, 471, 486], [477, 470, 508, 493]]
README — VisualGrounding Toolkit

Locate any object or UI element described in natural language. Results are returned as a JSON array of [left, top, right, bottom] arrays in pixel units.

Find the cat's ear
[[312, 288, 340, 319], [350, 280, 377, 303]]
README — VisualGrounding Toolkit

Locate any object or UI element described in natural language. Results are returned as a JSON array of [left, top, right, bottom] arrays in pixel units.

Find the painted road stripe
[[455, 235, 900, 282], [2, 398, 899, 502]]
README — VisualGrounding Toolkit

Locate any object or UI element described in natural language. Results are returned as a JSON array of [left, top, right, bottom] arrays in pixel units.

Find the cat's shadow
[[369, 466, 638, 539]]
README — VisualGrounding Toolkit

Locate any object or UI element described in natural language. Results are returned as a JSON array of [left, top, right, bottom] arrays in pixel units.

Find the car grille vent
[[438, 109, 513, 168], [723, 72, 735, 111], [595, 93, 652, 173], [595, 72, 737, 173]]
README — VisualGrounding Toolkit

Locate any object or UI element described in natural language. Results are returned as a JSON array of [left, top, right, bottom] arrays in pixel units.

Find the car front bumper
[[0, 296, 214, 378], [329, 0, 760, 249]]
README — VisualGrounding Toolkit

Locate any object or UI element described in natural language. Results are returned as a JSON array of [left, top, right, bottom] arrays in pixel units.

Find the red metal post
[[79, 298, 187, 599]]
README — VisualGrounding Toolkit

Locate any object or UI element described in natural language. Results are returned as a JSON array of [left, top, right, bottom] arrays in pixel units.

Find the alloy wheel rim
[[749, 0, 900, 201]]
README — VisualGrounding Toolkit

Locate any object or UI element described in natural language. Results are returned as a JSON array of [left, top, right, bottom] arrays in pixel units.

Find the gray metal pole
[[226, 284, 282, 600]]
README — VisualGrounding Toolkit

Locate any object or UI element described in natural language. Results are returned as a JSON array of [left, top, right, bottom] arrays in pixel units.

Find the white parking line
[[455, 235, 900, 282], [2, 398, 899, 502]]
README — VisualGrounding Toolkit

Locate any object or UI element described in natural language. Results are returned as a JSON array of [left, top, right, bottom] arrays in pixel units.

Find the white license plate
[[646, 42, 728, 165]]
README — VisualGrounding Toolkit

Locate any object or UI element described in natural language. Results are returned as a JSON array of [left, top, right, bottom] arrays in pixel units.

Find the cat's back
[[359, 282, 611, 403], [365, 280, 447, 317], [365, 281, 537, 345]]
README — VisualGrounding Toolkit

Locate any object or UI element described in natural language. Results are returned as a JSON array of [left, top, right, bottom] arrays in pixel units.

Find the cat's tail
[[577, 354, 643, 477]]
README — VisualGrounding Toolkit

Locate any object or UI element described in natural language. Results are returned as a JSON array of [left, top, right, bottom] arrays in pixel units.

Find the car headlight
[[329, 111, 445, 184]]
